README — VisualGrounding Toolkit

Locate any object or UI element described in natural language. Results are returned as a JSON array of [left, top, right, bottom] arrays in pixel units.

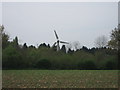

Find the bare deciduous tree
[[94, 35, 108, 48], [65, 41, 81, 52], [72, 41, 81, 50]]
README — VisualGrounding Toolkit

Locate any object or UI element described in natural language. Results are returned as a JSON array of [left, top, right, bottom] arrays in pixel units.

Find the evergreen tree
[[61, 45, 66, 53], [108, 27, 120, 50]]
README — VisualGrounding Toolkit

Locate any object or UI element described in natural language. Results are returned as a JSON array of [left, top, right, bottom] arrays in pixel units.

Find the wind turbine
[[53, 30, 69, 51]]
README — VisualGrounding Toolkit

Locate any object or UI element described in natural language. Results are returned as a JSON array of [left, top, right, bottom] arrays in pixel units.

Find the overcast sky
[[2, 2, 118, 48]]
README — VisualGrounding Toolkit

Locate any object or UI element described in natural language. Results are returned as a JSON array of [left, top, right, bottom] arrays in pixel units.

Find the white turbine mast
[[53, 30, 69, 51]]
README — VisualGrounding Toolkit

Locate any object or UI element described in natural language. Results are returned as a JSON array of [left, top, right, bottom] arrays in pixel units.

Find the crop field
[[2, 70, 118, 88]]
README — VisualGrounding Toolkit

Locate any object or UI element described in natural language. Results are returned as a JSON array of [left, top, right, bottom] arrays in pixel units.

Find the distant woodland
[[1, 25, 119, 70]]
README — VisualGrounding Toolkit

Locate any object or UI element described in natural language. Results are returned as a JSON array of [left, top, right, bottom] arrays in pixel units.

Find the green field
[[2, 70, 118, 88]]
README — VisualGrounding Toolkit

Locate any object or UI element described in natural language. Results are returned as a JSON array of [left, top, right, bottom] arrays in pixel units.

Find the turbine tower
[[53, 30, 69, 51]]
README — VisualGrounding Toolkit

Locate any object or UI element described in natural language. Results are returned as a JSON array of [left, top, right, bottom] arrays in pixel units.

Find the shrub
[[36, 59, 51, 69], [2, 45, 24, 69], [78, 60, 97, 70], [104, 60, 118, 70]]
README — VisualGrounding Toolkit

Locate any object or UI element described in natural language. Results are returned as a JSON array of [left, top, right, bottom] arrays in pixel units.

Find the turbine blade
[[52, 42, 56, 47], [60, 41, 69, 44], [54, 30, 59, 39]]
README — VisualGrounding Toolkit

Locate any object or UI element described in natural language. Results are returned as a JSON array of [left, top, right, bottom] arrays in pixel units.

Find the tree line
[[1, 25, 119, 70]]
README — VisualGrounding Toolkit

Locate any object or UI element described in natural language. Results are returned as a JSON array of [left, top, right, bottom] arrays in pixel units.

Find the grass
[[2, 70, 118, 88]]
